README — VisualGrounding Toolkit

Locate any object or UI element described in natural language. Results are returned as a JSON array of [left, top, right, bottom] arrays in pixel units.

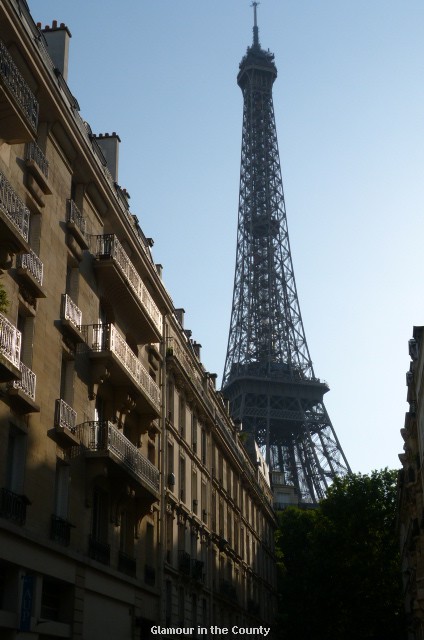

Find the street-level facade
[[0, 1, 277, 638]]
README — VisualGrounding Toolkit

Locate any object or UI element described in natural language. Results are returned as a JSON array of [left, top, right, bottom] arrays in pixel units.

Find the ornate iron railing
[[55, 398, 77, 433], [0, 312, 21, 369], [88, 535, 110, 565], [25, 141, 49, 178], [61, 294, 82, 329], [66, 199, 86, 237], [78, 420, 160, 493], [16, 249, 43, 286], [9, 361, 36, 400], [83, 324, 161, 411], [94, 234, 162, 335], [0, 487, 29, 525], [0, 168, 30, 242], [50, 514, 73, 546], [0, 39, 38, 131]]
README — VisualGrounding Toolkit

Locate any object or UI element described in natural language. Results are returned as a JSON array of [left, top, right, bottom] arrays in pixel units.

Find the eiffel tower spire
[[222, 5, 350, 504]]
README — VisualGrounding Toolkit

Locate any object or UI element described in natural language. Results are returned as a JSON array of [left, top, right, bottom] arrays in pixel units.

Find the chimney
[[41, 22, 72, 82], [155, 264, 163, 279], [94, 132, 121, 182], [175, 308, 185, 328], [192, 341, 202, 360]]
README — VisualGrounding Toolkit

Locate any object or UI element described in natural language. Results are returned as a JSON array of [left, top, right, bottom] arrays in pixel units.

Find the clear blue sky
[[31, 0, 424, 475]]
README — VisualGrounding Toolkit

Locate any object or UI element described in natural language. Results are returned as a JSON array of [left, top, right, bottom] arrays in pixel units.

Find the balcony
[[51, 398, 79, 448], [66, 200, 88, 250], [118, 551, 136, 578], [7, 361, 39, 413], [82, 323, 161, 416], [78, 420, 160, 499], [93, 235, 162, 342], [16, 249, 45, 298], [50, 514, 73, 546], [0, 39, 38, 143], [0, 487, 30, 525], [24, 142, 51, 207], [60, 294, 84, 343], [0, 168, 31, 259], [88, 535, 110, 565], [0, 312, 21, 381]]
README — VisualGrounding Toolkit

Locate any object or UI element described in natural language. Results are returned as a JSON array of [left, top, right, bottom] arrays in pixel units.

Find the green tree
[[275, 469, 405, 640]]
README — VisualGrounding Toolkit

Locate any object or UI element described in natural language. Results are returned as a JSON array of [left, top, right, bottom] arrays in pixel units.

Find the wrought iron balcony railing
[[50, 514, 73, 546], [67, 199, 86, 237], [0, 39, 38, 132], [61, 294, 82, 329], [0, 487, 29, 525], [55, 398, 77, 434], [118, 551, 136, 577], [0, 312, 21, 370], [25, 141, 49, 178], [0, 168, 30, 242], [83, 323, 161, 411], [94, 234, 163, 335], [9, 361, 36, 401], [88, 535, 110, 565], [78, 420, 160, 493], [16, 249, 43, 286]]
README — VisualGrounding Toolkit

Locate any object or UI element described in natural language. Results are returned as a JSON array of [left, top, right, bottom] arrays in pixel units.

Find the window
[[166, 513, 173, 564], [6, 427, 26, 494], [65, 263, 79, 301], [201, 429, 207, 465], [119, 510, 134, 555], [17, 311, 34, 367], [179, 456, 186, 502], [179, 395, 186, 437], [192, 470, 198, 514], [167, 379, 174, 422], [201, 481, 207, 522], [191, 414, 197, 452], [219, 501, 224, 537], [91, 487, 108, 543], [148, 443, 155, 465], [54, 461, 70, 520], [226, 465, 232, 497]]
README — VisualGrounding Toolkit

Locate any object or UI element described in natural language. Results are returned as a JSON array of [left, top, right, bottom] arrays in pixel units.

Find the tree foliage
[[275, 469, 405, 640]]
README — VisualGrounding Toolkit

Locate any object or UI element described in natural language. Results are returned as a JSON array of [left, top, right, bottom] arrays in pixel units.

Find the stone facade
[[0, 1, 277, 638], [399, 328, 424, 639]]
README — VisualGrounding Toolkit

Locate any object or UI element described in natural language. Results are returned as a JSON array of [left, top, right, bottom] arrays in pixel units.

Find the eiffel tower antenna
[[222, 6, 350, 504]]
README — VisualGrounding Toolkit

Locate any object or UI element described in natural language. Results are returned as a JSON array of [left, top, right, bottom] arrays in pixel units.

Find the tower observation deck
[[222, 4, 350, 504]]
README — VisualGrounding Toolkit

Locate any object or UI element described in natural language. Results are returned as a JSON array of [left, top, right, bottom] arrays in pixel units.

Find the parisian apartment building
[[0, 0, 277, 638], [399, 329, 424, 640]]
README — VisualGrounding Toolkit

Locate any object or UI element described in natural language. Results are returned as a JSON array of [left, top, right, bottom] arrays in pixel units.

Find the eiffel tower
[[222, 3, 350, 504]]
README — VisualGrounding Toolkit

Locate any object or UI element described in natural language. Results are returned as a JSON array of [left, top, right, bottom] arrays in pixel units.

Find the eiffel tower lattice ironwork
[[222, 3, 350, 504]]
